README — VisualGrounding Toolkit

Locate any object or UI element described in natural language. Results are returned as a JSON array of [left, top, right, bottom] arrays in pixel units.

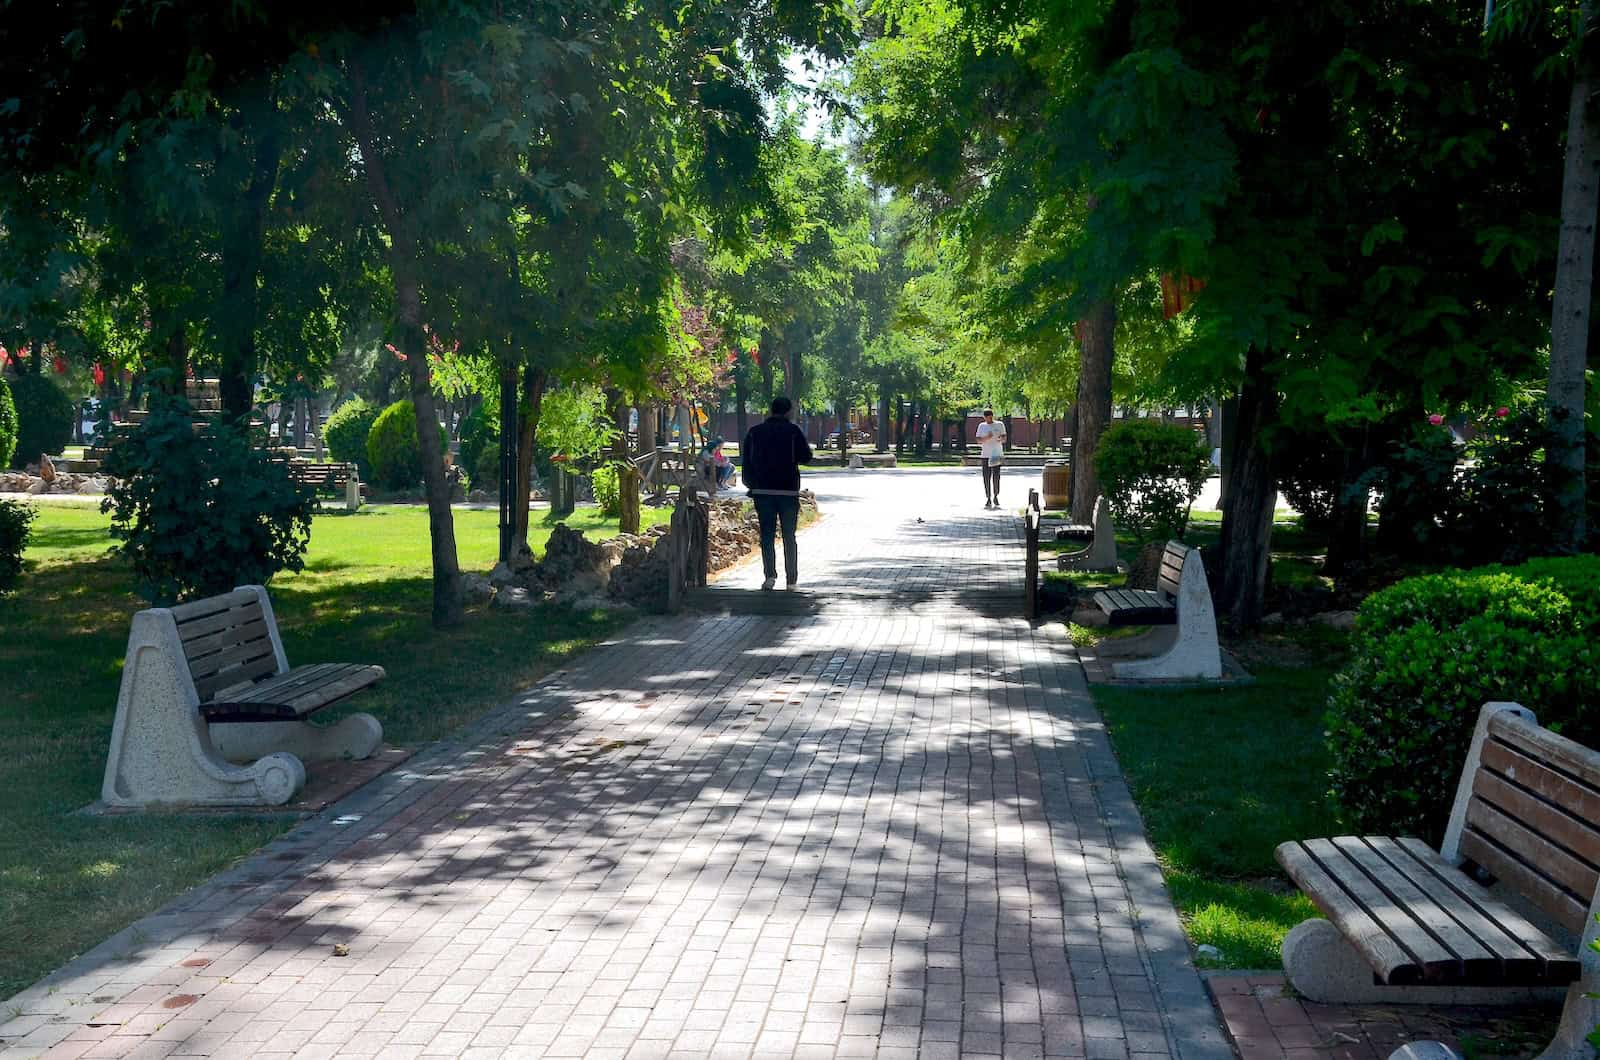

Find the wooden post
[[1024, 487, 1041, 622]]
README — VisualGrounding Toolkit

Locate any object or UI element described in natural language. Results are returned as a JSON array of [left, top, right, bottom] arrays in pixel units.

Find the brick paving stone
[[2, 470, 1232, 1059]]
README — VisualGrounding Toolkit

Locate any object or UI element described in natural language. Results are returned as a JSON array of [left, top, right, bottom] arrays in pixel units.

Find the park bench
[[1092, 541, 1221, 679], [286, 459, 363, 510], [1275, 702, 1599, 1060], [1054, 497, 1118, 573], [102, 585, 385, 808]]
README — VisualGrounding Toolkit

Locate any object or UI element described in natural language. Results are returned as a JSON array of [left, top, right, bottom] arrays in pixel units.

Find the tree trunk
[[512, 366, 546, 560], [217, 116, 282, 422], [877, 392, 890, 452], [1548, 0, 1599, 551], [344, 57, 461, 627], [1070, 299, 1116, 523], [1216, 394, 1240, 510], [1216, 347, 1279, 632], [609, 390, 640, 535], [638, 404, 657, 457], [498, 364, 518, 563], [839, 393, 851, 460]]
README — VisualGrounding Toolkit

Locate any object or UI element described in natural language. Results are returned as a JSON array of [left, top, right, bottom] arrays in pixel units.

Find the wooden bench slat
[[1461, 802, 1594, 932], [1457, 829, 1591, 934], [1301, 837, 1460, 982], [170, 588, 261, 623], [172, 599, 264, 642], [226, 662, 360, 705], [1392, 837, 1580, 978], [205, 664, 384, 721], [1471, 769, 1600, 880], [1465, 794, 1598, 905], [193, 652, 280, 702], [1480, 738, 1600, 835], [1330, 836, 1496, 977], [1488, 712, 1600, 787], [1277, 840, 1420, 983], [180, 621, 273, 664], [188, 637, 278, 687]]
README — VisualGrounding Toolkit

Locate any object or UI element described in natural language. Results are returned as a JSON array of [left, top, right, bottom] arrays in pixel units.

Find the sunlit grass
[[1092, 663, 1342, 970], [0, 501, 665, 996]]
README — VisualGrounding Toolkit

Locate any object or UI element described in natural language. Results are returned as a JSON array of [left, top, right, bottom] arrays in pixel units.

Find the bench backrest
[[1156, 541, 1189, 599], [1442, 703, 1600, 935], [168, 588, 284, 702]]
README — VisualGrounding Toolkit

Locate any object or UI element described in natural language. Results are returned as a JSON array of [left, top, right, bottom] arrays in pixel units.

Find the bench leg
[[102, 613, 307, 808], [1112, 548, 1222, 680], [211, 712, 383, 765], [1057, 533, 1117, 572], [1282, 919, 1565, 1007]]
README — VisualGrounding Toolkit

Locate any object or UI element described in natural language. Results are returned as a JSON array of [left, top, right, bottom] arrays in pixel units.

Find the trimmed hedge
[[1326, 555, 1600, 843], [0, 497, 36, 591], [8, 374, 74, 468], [323, 397, 380, 480], [1093, 419, 1212, 543], [0, 378, 16, 469], [366, 400, 444, 491]]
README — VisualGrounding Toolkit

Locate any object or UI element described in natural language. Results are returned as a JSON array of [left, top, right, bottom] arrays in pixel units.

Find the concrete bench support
[[102, 609, 306, 807], [1111, 546, 1221, 680], [101, 585, 384, 809], [1057, 497, 1118, 572]]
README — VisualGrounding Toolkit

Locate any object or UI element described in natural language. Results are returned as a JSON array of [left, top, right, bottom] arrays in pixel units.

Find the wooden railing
[[665, 486, 711, 613]]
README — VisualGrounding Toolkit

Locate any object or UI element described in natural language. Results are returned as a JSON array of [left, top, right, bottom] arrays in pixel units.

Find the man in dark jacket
[[741, 396, 813, 589]]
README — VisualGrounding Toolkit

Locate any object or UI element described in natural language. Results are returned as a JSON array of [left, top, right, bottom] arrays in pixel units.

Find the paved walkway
[[1, 468, 1229, 1060]]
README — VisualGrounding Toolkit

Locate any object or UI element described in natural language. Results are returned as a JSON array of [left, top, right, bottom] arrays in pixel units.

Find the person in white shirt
[[975, 407, 1006, 509]]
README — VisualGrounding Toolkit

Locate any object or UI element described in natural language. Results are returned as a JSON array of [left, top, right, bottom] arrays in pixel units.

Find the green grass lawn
[[0, 502, 667, 998], [1092, 661, 1340, 970]]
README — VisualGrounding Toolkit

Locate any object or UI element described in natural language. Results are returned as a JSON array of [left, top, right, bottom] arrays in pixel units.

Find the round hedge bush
[[0, 378, 17, 470], [1326, 555, 1600, 844], [366, 400, 444, 491], [323, 397, 380, 480], [1092, 419, 1212, 544], [8, 373, 74, 468]]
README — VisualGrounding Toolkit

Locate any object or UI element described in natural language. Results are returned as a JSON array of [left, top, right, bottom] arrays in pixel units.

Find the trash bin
[[1042, 460, 1070, 510]]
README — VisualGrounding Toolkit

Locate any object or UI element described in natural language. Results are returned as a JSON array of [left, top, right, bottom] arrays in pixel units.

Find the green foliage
[[0, 378, 16, 469], [458, 406, 498, 490], [1093, 419, 1211, 544], [366, 400, 443, 491], [537, 387, 615, 464], [591, 463, 622, 518], [0, 497, 36, 591], [473, 446, 500, 496], [1326, 556, 1600, 843], [101, 395, 315, 605], [322, 398, 380, 481], [7, 374, 74, 469]]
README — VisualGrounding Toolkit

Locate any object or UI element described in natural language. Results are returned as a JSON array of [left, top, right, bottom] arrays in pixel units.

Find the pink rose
[[1495, 406, 1509, 418], [1427, 414, 1444, 426]]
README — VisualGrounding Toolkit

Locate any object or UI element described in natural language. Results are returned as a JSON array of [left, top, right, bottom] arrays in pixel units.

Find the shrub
[[102, 394, 315, 605], [322, 397, 380, 481], [0, 497, 36, 591], [1326, 555, 1600, 843], [591, 463, 621, 517], [473, 446, 500, 495], [0, 378, 16, 469], [7, 373, 74, 468], [1093, 419, 1212, 543], [366, 400, 444, 491], [458, 406, 498, 488]]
